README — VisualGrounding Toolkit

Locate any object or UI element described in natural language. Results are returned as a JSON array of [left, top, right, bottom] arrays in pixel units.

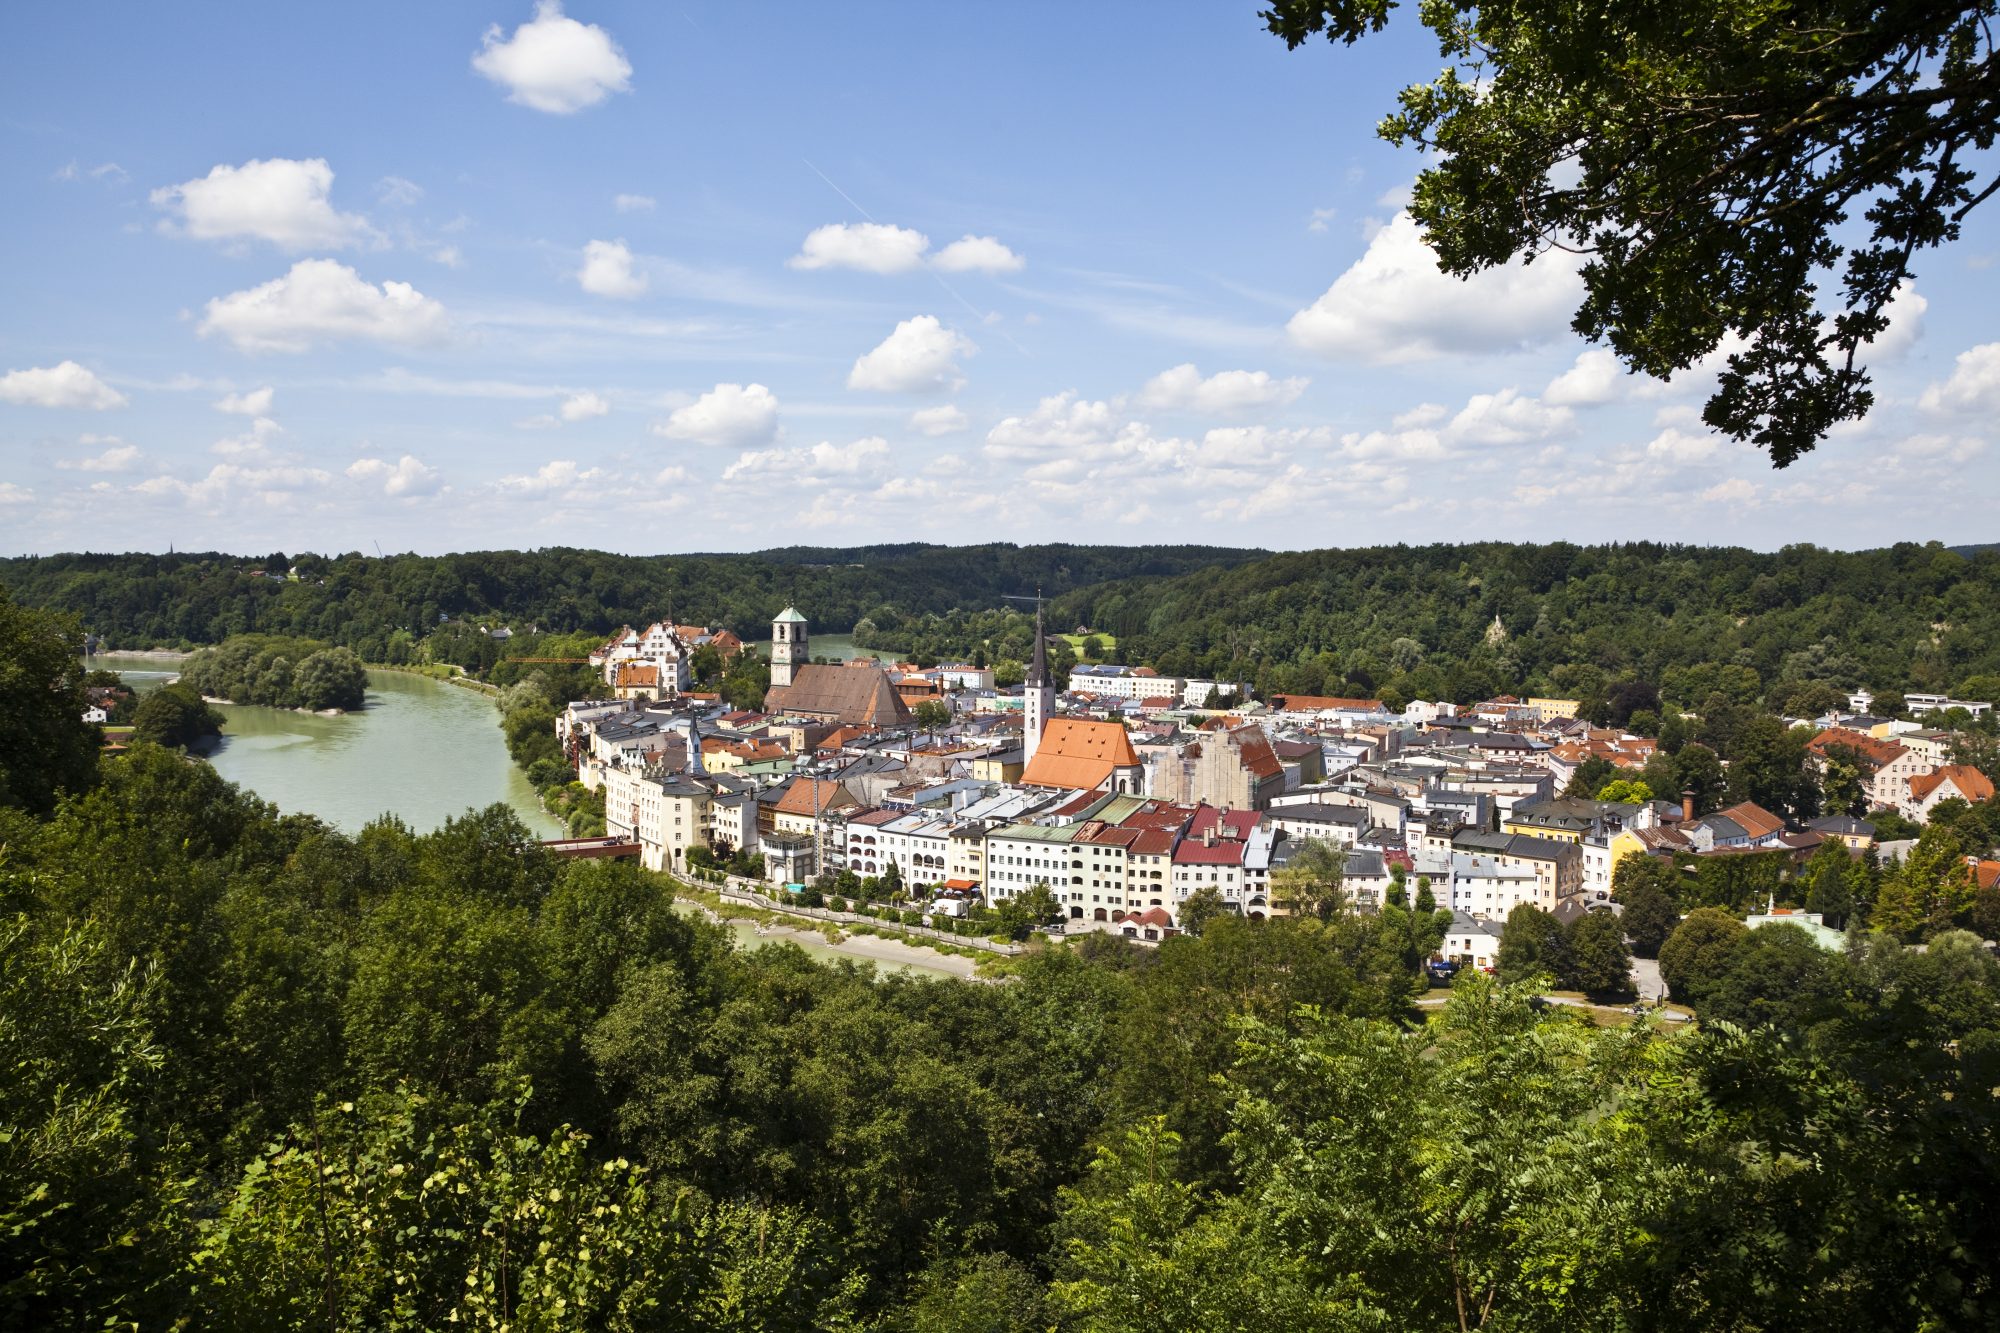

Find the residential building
[[604, 766, 711, 873], [1450, 830, 1585, 912], [1146, 724, 1286, 809], [1901, 764, 1996, 823]]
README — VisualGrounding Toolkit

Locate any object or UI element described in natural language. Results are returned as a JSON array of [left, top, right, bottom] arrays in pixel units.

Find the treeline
[[0, 543, 1259, 652], [179, 635, 368, 711], [1055, 539, 2000, 710]]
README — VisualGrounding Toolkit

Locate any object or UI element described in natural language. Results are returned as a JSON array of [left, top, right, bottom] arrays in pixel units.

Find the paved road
[[1630, 956, 1665, 1001]]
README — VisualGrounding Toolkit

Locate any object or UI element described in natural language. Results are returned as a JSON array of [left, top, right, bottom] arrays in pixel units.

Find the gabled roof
[[1910, 764, 1996, 803], [1806, 726, 1908, 769], [1712, 801, 1784, 840], [616, 662, 660, 688], [773, 777, 855, 817], [765, 663, 914, 728], [1021, 718, 1141, 791]]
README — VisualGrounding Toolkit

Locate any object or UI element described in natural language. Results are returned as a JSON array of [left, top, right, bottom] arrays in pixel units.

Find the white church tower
[[1023, 596, 1054, 766], [771, 606, 808, 690]]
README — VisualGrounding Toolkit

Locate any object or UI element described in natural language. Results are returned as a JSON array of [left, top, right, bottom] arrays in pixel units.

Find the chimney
[[1681, 789, 1695, 823]]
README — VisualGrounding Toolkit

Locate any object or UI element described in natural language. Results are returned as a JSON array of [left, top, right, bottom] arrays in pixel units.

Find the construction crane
[[507, 657, 591, 664]]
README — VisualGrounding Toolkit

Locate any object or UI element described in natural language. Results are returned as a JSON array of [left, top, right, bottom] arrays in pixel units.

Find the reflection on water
[[87, 657, 560, 837]]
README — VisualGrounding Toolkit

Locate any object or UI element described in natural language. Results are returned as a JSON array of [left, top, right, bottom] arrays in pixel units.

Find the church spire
[[1030, 591, 1047, 686]]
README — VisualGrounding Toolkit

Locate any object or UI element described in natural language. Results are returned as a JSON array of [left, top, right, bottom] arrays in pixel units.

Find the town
[[555, 602, 1999, 971]]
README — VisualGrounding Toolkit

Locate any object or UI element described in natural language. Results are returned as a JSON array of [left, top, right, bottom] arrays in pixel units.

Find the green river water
[[89, 654, 945, 976]]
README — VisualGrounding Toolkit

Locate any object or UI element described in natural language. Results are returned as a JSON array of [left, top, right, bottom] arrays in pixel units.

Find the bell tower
[[1024, 594, 1054, 766], [771, 606, 808, 689]]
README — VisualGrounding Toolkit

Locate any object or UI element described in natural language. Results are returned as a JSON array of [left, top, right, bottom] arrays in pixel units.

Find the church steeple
[[771, 605, 808, 690], [1023, 592, 1054, 767]]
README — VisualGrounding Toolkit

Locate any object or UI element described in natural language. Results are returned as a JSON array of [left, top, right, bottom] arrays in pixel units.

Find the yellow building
[[1527, 697, 1580, 721], [971, 746, 1025, 784]]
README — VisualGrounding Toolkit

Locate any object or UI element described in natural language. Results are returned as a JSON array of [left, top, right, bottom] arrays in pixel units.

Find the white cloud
[[577, 239, 647, 298], [910, 404, 968, 436], [1644, 427, 1723, 464], [931, 235, 1024, 274], [494, 459, 602, 496], [1136, 363, 1308, 414], [472, 1, 632, 114], [722, 436, 890, 483], [560, 390, 610, 421], [848, 315, 975, 393], [199, 259, 450, 353], [1544, 348, 1624, 407], [1288, 212, 1582, 362], [1869, 283, 1927, 360], [151, 157, 373, 251], [1701, 477, 1759, 505], [1392, 402, 1448, 429], [134, 462, 332, 506], [56, 439, 141, 472], [1446, 388, 1572, 446], [985, 392, 1119, 457], [429, 245, 463, 269], [0, 361, 127, 410], [375, 175, 424, 208], [213, 386, 275, 416], [347, 454, 442, 497], [212, 417, 284, 459], [55, 160, 127, 184], [1307, 206, 1338, 234], [653, 382, 779, 446], [613, 193, 655, 213], [790, 222, 931, 275], [0, 483, 32, 505], [1919, 342, 2000, 414]]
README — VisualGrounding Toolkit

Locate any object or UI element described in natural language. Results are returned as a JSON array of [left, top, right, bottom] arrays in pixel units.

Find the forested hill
[[0, 543, 1263, 651], [1055, 541, 2000, 705]]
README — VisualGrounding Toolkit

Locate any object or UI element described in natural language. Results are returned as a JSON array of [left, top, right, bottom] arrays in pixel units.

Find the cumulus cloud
[[1919, 342, 2000, 415], [577, 239, 647, 298], [613, 193, 655, 213], [56, 438, 141, 472], [494, 459, 603, 496], [473, 1, 632, 114], [214, 386, 275, 416], [910, 404, 968, 436], [1867, 283, 1927, 360], [931, 235, 1025, 274], [1288, 212, 1581, 362], [199, 259, 450, 353], [1446, 388, 1572, 446], [790, 222, 931, 274], [722, 436, 890, 483], [1544, 348, 1624, 407], [985, 391, 1118, 456], [0, 483, 32, 505], [151, 157, 373, 251], [1136, 363, 1308, 414], [560, 390, 610, 421], [848, 315, 975, 393], [347, 454, 443, 497], [1701, 477, 1759, 505], [55, 160, 127, 184], [212, 417, 284, 460], [0, 360, 127, 410], [653, 382, 779, 446], [134, 462, 332, 507]]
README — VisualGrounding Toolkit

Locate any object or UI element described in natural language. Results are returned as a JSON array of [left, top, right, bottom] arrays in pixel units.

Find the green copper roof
[[774, 607, 808, 624]]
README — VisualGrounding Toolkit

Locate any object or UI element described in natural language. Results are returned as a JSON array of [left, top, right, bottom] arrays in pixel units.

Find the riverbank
[[87, 648, 192, 661], [365, 662, 501, 696]]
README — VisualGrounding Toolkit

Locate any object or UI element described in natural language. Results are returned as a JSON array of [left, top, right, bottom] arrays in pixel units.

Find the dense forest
[[7, 588, 2000, 1329], [0, 543, 1260, 655], [11, 542, 2000, 723]]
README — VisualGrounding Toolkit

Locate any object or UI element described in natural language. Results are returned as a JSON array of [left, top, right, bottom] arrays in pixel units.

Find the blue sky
[[3, 2, 1996, 556]]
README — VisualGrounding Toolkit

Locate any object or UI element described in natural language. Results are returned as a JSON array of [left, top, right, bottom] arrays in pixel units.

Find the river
[[88, 653, 961, 977], [87, 656, 560, 837]]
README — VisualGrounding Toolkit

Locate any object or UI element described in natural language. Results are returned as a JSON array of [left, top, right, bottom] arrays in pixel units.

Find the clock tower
[[771, 606, 808, 689]]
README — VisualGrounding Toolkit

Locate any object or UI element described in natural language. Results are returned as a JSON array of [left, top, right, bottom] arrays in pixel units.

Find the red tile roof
[[1268, 694, 1384, 713], [1909, 765, 1996, 804], [1807, 727, 1908, 769], [1021, 718, 1141, 791]]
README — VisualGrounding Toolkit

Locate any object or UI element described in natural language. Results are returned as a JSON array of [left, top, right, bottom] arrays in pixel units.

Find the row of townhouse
[[1807, 726, 1997, 823]]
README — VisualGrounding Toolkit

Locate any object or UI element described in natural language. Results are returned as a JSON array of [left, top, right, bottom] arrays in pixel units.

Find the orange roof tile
[[1021, 718, 1141, 791], [1909, 765, 1995, 804]]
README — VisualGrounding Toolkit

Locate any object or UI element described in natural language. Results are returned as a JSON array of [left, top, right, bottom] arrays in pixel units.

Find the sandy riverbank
[[90, 648, 193, 661]]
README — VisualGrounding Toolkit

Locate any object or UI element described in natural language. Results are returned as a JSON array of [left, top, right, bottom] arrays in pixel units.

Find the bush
[[828, 897, 849, 913]]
